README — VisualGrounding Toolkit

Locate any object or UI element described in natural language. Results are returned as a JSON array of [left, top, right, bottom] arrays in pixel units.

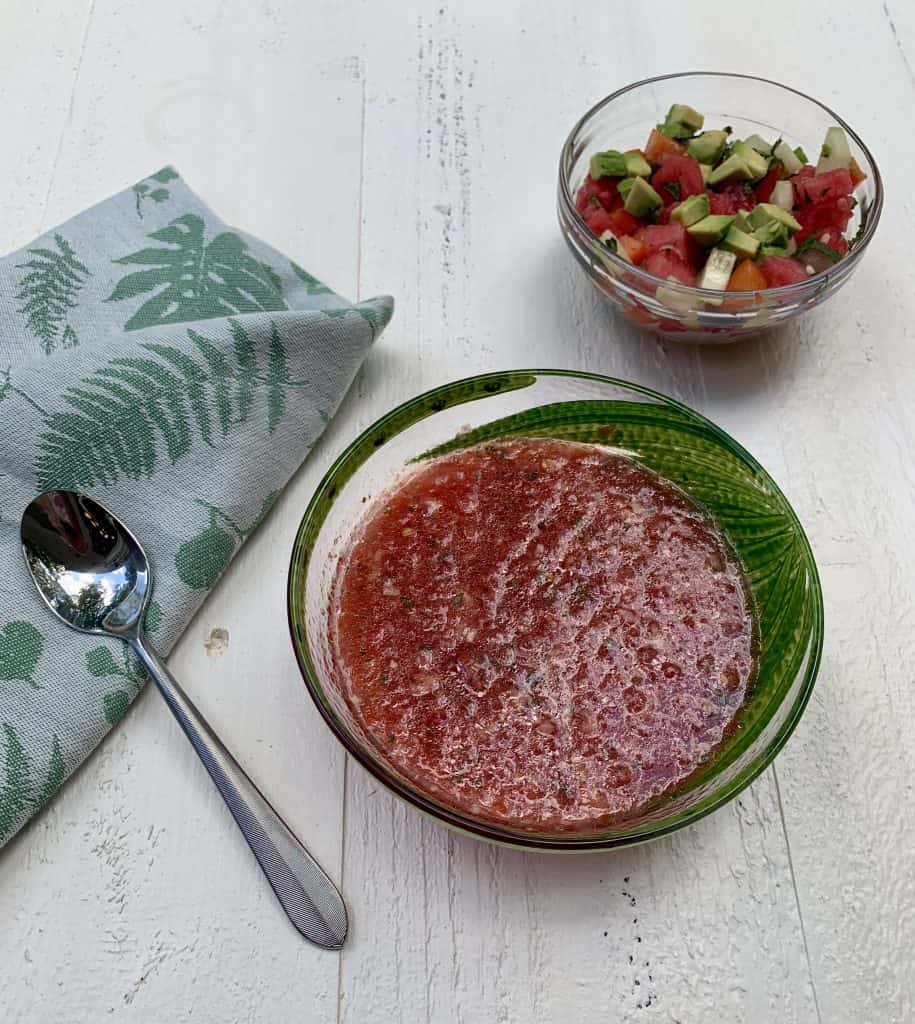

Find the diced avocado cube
[[623, 176, 664, 217], [657, 119, 693, 140], [719, 226, 760, 259], [667, 104, 705, 132], [700, 163, 712, 185], [773, 141, 803, 175], [707, 154, 754, 185], [670, 193, 711, 227], [590, 150, 628, 179], [744, 133, 773, 156], [617, 177, 637, 200], [752, 219, 790, 249], [687, 214, 735, 247], [624, 151, 652, 178], [696, 248, 737, 291], [733, 209, 754, 234], [816, 126, 852, 174], [758, 242, 791, 257], [731, 141, 770, 180], [687, 130, 729, 164], [750, 202, 802, 234]]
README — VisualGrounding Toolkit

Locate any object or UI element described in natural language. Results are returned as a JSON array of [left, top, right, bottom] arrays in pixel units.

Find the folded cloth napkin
[[0, 168, 392, 848]]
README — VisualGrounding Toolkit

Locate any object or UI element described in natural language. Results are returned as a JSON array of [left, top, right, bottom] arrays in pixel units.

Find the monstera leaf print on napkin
[[107, 214, 288, 331]]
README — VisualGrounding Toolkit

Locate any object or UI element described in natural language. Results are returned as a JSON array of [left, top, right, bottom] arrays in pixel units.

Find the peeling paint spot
[[204, 627, 229, 657]]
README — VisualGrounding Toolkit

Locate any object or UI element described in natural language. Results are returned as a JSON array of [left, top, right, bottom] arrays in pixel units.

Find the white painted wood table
[[1, 2, 913, 1021]]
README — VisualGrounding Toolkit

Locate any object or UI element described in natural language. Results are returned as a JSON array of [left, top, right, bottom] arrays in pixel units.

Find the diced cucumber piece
[[719, 226, 760, 259], [599, 231, 632, 262], [708, 154, 754, 185], [667, 103, 705, 131], [623, 177, 663, 217], [688, 214, 735, 247], [670, 193, 710, 227], [770, 179, 794, 211], [816, 126, 852, 174], [773, 141, 803, 175], [731, 141, 769, 180], [744, 133, 773, 156], [687, 130, 729, 164], [696, 248, 737, 291]]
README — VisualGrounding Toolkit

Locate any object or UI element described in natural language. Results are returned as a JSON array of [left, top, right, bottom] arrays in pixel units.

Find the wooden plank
[[0, 0, 94, 251], [0, 1, 364, 1020]]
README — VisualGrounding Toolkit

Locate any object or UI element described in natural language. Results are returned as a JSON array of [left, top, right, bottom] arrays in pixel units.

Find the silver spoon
[[21, 489, 347, 950]]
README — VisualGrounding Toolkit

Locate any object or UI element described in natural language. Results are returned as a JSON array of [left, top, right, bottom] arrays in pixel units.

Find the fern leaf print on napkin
[[34, 320, 302, 490], [15, 235, 90, 354], [107, 214, 287, 330]]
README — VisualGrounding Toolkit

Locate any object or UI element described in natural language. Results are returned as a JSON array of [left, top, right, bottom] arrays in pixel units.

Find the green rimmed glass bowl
[[288, 372, 823, 850]]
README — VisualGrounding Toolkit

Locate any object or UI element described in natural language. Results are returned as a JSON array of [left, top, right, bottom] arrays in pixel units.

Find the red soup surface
[[330, 438, 755, 833]]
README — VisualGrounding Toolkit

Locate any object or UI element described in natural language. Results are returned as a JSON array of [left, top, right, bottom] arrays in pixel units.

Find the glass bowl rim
[[287, 369, 825, 851], [558, 70, 884, 299]]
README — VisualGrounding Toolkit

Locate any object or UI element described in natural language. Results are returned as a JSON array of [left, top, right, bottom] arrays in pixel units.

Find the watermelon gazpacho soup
[[576, 101, 868, 294], [330, 438, 756, 833]]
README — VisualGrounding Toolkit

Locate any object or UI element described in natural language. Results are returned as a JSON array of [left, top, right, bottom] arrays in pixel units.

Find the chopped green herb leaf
[[450, 592, 464, 608], [663, 180, 682, 200], [794, 145, 808, 163], [796, 236, 841, 262], [820, 143, 831, 158]]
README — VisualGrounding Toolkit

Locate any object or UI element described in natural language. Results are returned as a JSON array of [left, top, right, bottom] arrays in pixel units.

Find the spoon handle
[[130, 637, 348, 949]]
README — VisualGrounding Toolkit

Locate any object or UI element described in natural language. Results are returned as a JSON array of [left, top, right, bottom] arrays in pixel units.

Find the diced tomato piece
[[708, 183, 756, 215], [651, 155, 705, 203], [644, 129, 687, 166], [794, 195, 854, 243], [618, 235, 648, 265], [635, 222, 699, 268], [609, 208, 643, 236], [794, 168, 854, 206], [727, 259, 767, 292], [754, 164, 781, 203], [643, 250, 696, 286], [759, 256, 809, 287], [575, 175, 618, 215], [849, 157, 867, 188], [584, 206, 615, 236]]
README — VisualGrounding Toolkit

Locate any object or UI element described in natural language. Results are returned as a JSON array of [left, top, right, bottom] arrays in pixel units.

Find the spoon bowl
[[21, 490, 149, 636]]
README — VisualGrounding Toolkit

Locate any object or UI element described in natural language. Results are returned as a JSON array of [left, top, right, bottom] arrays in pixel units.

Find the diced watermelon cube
[[643, 250, 696, 286], [759, 256, 809, 287]]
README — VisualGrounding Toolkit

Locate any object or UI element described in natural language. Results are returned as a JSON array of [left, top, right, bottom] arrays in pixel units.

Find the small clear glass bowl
[[288, 372, 824, 851], [558, 72, 883, 343]]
